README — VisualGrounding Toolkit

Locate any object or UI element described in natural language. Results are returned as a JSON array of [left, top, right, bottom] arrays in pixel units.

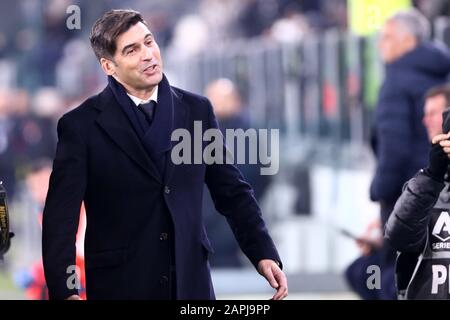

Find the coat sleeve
[[370, 90, 416, 203], [384, 170, 445, 253], [42, 115, 87, 300], [203, 99, 282, 270]]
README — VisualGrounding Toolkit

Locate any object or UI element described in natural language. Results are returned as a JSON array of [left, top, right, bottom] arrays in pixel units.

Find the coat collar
[[94, 74, 187, 184]]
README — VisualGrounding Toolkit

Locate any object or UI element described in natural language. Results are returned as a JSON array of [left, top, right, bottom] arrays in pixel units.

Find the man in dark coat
[[42, 9, 287, 300]]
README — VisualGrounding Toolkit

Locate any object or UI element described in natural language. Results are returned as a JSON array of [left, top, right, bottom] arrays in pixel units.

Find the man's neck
[[113, 76, 156, 101]]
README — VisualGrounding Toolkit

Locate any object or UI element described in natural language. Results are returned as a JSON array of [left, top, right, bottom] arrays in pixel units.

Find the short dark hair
[[89, 9, 148, 61], [425, 83, 450, 107]]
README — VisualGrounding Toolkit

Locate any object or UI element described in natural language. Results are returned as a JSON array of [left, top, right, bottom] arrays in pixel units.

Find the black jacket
[[42, 75, 281, 300], [385, 169, 450, 299]]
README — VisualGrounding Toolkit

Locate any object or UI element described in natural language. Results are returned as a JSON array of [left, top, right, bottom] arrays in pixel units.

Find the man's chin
[[142, 73, 163, 86]]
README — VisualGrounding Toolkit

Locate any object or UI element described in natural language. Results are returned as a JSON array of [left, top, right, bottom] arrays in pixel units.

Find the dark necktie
[[138, 100, 156, 125], [137, 100, 165, 175]]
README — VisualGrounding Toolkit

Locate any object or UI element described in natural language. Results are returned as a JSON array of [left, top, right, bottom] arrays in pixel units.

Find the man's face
[[104, 22, 163, 92], [378, 20, 416, 63], [423, 94, 447, 140]]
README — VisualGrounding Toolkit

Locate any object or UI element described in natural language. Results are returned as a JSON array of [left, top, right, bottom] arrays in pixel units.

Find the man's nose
[[141, 45, 153, 60]]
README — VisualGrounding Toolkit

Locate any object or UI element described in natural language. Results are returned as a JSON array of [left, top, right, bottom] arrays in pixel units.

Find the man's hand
[[257, 259, 288, 300], [427, 132, 450, 181], [66, 295, 82, 300], [356, 218, 382, 256], [434, 132, 450, 159]]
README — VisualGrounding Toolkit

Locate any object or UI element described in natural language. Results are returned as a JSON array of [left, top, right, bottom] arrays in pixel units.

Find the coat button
[[160, 275, 169, 284], [164, 186, 170, 194], [160, 232, 168, 241]]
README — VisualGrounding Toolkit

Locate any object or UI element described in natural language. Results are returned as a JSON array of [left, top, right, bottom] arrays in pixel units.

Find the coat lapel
[[94, 86, 163, 184], [163, 88, 188, 184]]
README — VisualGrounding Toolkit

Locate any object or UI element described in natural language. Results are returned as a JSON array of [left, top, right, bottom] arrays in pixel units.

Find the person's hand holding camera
[[427, 132, 450, 181]]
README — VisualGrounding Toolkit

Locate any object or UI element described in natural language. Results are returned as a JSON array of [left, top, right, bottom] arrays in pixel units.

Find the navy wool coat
[[42, 77, 281, 300]]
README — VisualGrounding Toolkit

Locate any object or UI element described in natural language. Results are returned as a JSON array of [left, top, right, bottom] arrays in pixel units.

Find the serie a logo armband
[[0, 182, 13, 258]]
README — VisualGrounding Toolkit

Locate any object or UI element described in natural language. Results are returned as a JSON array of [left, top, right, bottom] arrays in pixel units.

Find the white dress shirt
[[127, 86, 158, 107]]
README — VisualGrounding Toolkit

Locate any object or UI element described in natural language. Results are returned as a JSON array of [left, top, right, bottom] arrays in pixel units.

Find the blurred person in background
[[14, 159, 86, 300], [198, 0, 240, 43], [421, 85, 450, 139], [23, 0, 78, 87], [236, 0, 280, 38], [268, 9, 309, 44], [385, 84, 450, 299], [32, 87, 65, 126], [8, 89, 57, 183], [203, 78, 271, 268], [344, 219, 384, 300], [235, 0, 345, 39], [368, 8, 450, 299], [166, 14, 209, 60], [42, 9, 287, 300], [0, 89, 16, 199], [205, 79, 271, 201]]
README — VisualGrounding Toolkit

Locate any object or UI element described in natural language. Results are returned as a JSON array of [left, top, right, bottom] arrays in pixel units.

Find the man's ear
[[100, 57, 116, 76]]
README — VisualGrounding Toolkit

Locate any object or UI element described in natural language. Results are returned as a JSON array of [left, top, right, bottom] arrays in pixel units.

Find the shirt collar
[[127, 86, 158, 106]]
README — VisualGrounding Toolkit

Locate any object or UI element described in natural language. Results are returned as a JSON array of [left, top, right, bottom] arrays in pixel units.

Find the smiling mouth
[[142, 64, 158, 73]]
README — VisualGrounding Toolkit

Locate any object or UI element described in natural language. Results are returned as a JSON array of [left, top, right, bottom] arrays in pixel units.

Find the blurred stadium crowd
[[0, 0, 348, 197]]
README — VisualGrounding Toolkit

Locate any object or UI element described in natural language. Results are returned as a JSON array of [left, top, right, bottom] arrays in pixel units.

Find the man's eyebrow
[[121, 42, 137, 55], [121, 33, 154, 55]]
